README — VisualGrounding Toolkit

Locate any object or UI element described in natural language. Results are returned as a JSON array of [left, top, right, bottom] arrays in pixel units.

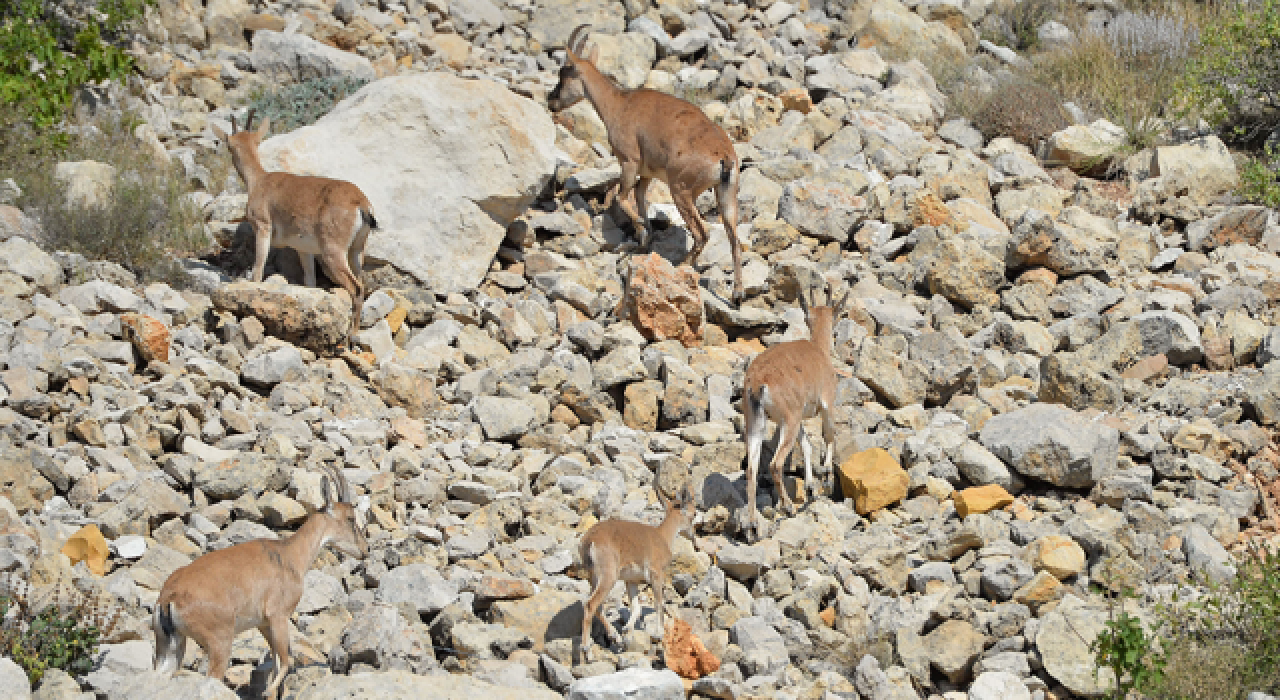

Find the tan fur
[[577, 480, 695, 662], [153, 465, 366, 699], [740, 289, 845, 541], [212, 113, 374, 346], [549, 25, 745, 301]]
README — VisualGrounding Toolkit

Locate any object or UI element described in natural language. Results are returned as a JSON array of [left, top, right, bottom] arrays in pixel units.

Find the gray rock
[[980, 403, 1118, 488], [566, 668, 685, 700], [292, 671, 560, 699], [970, 671, 1031, 700], [907, 561, 956, 592], [731, 616, 789, 675], [0, 236, 61, 293], [109, 671, 236, 700], [1257, 327, 1280, 366], [376, 563, 459, 615], [250, 30, 375, 83], [1182, 523, 1236, 584], [1132, 310, 1203, 365], [241, 345, 306, 386], [449, 0, 504, 33], [939, 118, 984, 151], [1037, 596, 1116, 697], [472, 396, 538, 441], [0, 657, 29, 700]]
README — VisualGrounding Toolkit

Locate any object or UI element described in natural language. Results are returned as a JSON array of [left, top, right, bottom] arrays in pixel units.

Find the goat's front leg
[[299, 252, 316, 288], [614, 161, 647, 248], [249, 217, 272, 283]]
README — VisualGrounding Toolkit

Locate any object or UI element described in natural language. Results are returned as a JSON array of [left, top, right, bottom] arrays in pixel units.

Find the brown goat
[[153, 464, 367, 698], [548, 24, 745, 302], [741, 288, 847, 541], [212, 110, 376, 346]]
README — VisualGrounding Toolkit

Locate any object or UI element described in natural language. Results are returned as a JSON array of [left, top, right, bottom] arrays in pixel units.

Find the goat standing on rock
[[741, 288, 847, 542], [548, 24, 746, 302], [212, 110, 376, 347]]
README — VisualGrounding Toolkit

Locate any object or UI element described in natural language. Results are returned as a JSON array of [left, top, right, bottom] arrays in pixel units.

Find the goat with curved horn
[[548, 23, 746, 303], [153, 462, 368, 698]]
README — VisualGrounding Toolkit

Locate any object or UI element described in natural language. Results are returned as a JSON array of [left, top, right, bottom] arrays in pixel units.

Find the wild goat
[[741, 288, 847, 541], [212, 110, 376, 346], [578, 477, 696, 662], [153, 463, 367, 699], [548, 24, 745, 302]]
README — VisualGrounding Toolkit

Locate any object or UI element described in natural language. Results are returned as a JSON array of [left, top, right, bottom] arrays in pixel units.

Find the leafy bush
[[1180, 0, 1280, 144], [0, 0, 144, 132], [965, 77, 1069, 147], [1140, 543, 1280, 698], [248, 75, 370, 135], [0, 109, 207, 284], [1092, 603, 1166, 697], [1239, 147, 1280, 207], [0, 575, 122, 686]]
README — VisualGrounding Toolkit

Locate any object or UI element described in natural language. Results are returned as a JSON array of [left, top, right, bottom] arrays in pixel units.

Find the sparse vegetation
[[965, 77, 1069, 147], [0, 575, 123, 686], [1124, 543, 1280, 699], [0, 108, 207, 284], [985, 0, 1065, 50], [1239, 146, 1280, 207], [248, 75, 370, 136]]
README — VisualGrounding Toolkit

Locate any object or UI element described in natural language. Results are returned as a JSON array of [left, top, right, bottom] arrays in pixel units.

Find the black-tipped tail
[[720, 158, 734, 185], [158, 602, 175, 637], [362, 209, 378, 230], [746, 385, 765, 414]]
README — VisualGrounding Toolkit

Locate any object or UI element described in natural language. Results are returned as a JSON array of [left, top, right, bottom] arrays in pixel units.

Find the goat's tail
[[719, 157, 735, 185], [361, 207, 378, 230], [152, 602, 182, 673]]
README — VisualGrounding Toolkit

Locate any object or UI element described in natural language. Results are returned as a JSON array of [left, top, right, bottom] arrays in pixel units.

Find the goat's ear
[[211, 124, 229, 144], [256, 116, 271, 138], [584, 43, 599, 64]]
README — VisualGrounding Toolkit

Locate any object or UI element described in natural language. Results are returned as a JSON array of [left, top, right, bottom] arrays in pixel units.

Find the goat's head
[[657, 479, 697, 540], [210, 109, 272, 173], [798, 286, 849, 340], [547, 24, 599, 112], [318, 463, 369, 559]]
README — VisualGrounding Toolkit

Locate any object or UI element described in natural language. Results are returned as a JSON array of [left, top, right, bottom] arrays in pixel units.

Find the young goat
[[741, 288, 847, 542], [548, 24, 745, 302], [578, 478, 696, 662], [212, 110, 376, 346], [153, 464, 367, 699]]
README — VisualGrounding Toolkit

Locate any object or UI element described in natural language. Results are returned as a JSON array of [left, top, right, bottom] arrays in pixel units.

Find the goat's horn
[[230, 114, 238, 134], [567, 24, 591, 55], [244, 108, 257, 133]]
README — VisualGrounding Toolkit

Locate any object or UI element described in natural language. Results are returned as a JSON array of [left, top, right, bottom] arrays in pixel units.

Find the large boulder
[[1149, 135, 1238, 205], [567, 668, 685, 700], [211, 278, 353, 354], [979, 403, 1118, 488], [1037, 596, 1117, 697], [260, 74, 557, 293]]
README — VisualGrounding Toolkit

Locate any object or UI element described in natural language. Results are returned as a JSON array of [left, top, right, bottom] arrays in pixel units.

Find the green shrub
[[0, 109, 207, 284], [0, 0, 145, 133], [0, 577, 123, 686], [248, 75, 370, 136], [1239, 147, 1280, 207], [1092, 603, 1166, 698], [1141, 543, 1280, 699], [1179, 0, 1280, 144]]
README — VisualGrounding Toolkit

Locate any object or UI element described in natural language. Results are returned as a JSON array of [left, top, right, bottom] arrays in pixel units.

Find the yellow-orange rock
[[1014, 570, 1064, 608], [1029, 534, 1087, 580], [621, 253, 704, 348], [953, 484, 1014, 518], [119, 313, 170, 364], [663, 618, 721, 680], [838, 448, 909, 515], [779, 87, 813, 114], [62, 524, 109, 576]]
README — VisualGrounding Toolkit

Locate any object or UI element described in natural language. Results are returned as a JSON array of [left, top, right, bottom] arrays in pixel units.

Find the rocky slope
[[1, 0, 1279, 699]]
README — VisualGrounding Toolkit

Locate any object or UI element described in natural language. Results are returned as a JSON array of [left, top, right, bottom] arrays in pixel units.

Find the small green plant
[[0, 0, 145, 134], [1092, 604, 1166, 697], [248, 75, 370, 135], [1239, 145, 1280, 207], [0, 575, 122, 686], [1179, 0, 1280, 144]]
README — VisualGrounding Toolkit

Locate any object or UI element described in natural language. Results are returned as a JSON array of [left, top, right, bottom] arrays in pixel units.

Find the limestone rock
[[838, 448, 909, 515]]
